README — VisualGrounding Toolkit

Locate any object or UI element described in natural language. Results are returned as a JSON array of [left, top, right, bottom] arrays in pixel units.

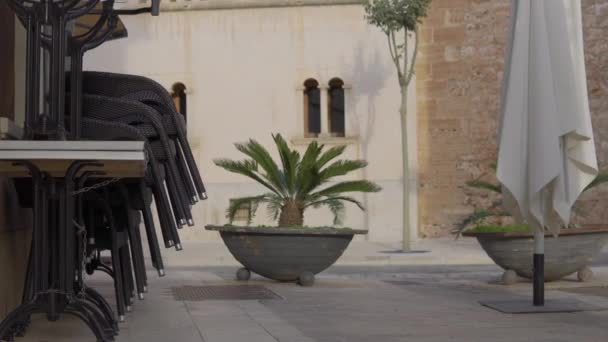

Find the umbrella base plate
[[480, 298, 608, 314]]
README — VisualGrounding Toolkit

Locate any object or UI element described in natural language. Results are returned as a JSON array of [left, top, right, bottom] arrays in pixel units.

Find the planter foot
[[502, 270, 518, 285], [298, 272, 315, 287], [236, 268, 251, 281], [577, 267, 593, 282]]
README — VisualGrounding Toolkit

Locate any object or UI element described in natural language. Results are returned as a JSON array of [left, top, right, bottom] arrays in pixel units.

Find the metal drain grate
[[557, 286, 608, 298], [171, 285, 282, 301]]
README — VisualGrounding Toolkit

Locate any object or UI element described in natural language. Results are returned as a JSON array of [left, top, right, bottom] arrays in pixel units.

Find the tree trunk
[[278, 200, 304, 226], [400, 84, 412, 251]]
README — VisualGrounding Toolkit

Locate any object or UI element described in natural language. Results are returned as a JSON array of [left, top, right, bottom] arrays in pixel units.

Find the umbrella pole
[[533, 229, 545, 306]]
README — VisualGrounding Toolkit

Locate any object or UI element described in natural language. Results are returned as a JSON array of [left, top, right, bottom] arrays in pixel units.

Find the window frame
[[327, 77, 345, 138], [303, 78, 321, 138], [171, 82, 187, 122]]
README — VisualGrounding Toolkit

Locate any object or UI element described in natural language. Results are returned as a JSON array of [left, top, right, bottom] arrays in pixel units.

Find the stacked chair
[[0, 1, 207, 341], [72, 78, 208, 323]]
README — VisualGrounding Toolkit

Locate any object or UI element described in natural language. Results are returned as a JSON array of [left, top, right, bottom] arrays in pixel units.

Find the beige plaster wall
[[85, 4, 408, 242]]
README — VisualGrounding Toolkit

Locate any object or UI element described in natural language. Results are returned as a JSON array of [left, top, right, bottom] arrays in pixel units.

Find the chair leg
[[22, 240, 34, 303], [139, 180, 165, 275], [163, 163, 189, 227], [175, 124, 207, 199], [133, 225, 149, 289], [151, 183, 176, 248], [119, 244, 135, 310], [162, 179, 183, 251], [110, 239, 126, 322], [126, 218, 146, 299], [173, 142, 198, 204], [146, 160, 175, 248]]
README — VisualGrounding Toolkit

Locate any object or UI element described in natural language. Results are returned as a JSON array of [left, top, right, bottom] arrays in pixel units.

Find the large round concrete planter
[[464, 226, 608, 283], [205, 225, 367, 286]]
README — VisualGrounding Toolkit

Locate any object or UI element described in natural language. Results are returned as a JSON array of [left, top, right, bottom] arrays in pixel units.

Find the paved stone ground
[[11, 240, 608, 342]]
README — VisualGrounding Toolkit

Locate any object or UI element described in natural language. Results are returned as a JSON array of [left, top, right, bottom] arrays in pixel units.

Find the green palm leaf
[[273, 134, 300, 196], [214, 159, 282, 196], [465, 180, 501, 194], [226, 195, 270, 224], [309, 198, 346, 225], [319, 160, 368, 182], [311, 180, 382, 198], [305, 195, 365, 211], [296, 141, 324, 197], [584, 172, 608, 192], [235, 139, 286, 195], [317, 145, 347, 168]]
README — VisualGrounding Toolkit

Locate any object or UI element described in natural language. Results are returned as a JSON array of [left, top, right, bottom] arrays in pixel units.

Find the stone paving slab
[[8, 239, 608, 342]]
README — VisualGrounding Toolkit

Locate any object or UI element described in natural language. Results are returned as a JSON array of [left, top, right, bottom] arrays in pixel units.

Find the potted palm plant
[[457, 165, 608, 284], [206, 134, 381, 286]]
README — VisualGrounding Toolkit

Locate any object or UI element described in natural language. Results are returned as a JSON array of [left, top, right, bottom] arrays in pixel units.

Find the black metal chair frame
[[0, 160, 117, 342], [81, 118, 181, 251], [81, 94, 193, 230], [81, 71, 208, 202]]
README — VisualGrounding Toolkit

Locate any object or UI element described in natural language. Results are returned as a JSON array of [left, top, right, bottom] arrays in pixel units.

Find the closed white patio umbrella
[[497, 0, 598, 307]]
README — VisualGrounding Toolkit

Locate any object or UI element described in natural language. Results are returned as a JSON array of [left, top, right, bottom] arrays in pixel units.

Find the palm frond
[[214, 159, 282, 196], [296, 141, 324, 197], [584, 172, 608, 192], [452, 208, 511, 238], [465, 180, 501, 194], [310, 198, 346, 225], [452, 209, 494, 237], [226, 195, 271, 224], [273, 134, 300, 196], [311, 180, 382, 198], [304, 195, 365, 211], [235, 139, 286, 195], [319, 160, 368, 182], [266, 197, 284, 221], [317, 145, 347, 168]]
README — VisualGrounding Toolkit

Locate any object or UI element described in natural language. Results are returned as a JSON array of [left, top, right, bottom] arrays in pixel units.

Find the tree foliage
[[365, 0, 432, 87], [365, 0, 432, 33]]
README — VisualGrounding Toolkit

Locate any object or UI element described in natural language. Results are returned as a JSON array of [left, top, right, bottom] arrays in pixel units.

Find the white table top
[[0, 118, 23, 140], [0, 140, 147, 177]]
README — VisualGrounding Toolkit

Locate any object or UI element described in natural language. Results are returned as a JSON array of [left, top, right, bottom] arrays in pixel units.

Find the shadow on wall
[[350, 41, 392, 235]]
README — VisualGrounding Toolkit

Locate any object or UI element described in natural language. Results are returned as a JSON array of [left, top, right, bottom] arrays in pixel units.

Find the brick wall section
[[416, 0, 608, 237]]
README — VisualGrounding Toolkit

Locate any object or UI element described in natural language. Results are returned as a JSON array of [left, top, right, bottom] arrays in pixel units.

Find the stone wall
[[416, 0, 608, 237]]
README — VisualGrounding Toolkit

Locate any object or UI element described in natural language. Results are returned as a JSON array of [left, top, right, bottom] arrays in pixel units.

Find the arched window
[[171, 82, 187, 122], [328, 78, 345, 137], [303, 79, 321, 137]]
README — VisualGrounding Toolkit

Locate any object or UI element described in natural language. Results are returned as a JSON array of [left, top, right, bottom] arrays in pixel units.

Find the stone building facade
[[4, 0, 608, 241], [83, 0, 411, 243]]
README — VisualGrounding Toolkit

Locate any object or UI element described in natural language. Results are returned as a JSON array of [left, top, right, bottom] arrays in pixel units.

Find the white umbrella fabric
[[497, 0, 598, 306]]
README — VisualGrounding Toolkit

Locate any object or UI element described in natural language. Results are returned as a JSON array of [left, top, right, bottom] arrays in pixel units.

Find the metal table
[[0, 141, 146, 341], [1, 1, 159, 340], [0, 141, 147, 177]]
